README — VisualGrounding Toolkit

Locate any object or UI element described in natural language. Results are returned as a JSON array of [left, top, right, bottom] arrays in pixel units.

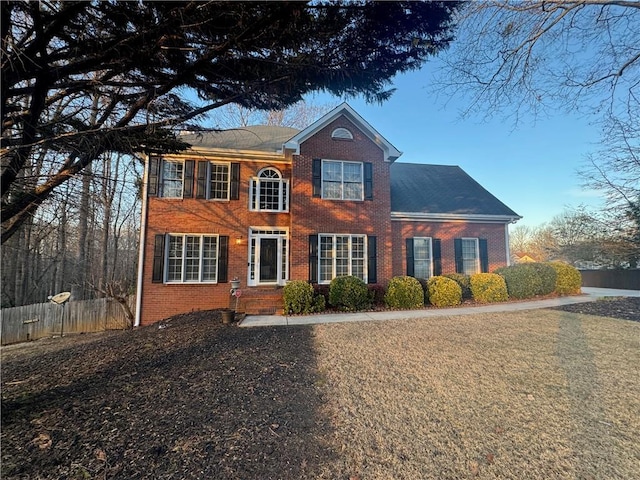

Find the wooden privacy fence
[[1, 297, 135, 346], [580, 269, 640, 290]]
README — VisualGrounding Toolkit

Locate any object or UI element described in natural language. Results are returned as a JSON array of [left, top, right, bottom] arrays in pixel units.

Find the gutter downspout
[[134, 154, 150, 327], [505, 218, 519, 266]]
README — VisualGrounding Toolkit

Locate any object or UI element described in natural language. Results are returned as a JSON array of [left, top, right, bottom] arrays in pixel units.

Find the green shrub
[[312, 293, 326, 312], [548, 262, 582, 295], [495, 264, 540, 299], [283, 280, 314, 314], [329, 276, 371, 311], [444, 273, 472, 300], [470, 273, 508, 303], [427, 276, 462, 307], [384, 276, 425, 309], [530, 262, 557, 296]]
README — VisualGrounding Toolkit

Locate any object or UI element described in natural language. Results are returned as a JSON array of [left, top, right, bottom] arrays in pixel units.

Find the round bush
[[470, 273, 508, 303], [427, 276, 462, 307], [329, 276, 371, 311], [530, 262, 557, 296], [283, 280, 314, 314], [384, 276, 425, 309], [495, 264, 541, 299], [443, 273, 472, 300], [548, 261, 582, 295]]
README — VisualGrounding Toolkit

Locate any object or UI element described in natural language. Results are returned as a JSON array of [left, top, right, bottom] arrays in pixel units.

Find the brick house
[[135, 104, 520, 326]]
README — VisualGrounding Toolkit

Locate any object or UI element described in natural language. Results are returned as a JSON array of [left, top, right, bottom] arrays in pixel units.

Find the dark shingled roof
[[180, 126, 299, 152], [390, 163, 519, 217]]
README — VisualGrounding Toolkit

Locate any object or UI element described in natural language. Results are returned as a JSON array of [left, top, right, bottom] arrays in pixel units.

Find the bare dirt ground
[[2, 298, 639, 479]]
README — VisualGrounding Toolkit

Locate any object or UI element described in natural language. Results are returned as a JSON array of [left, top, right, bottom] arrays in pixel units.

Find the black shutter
[[196, 161, 207, 198], [218, 236, 229, 282], [406, 238, 414, 276], [230, 163, 240, 200], [367, 236, 377, 284], [433, 238, 442, 276], [479, 238, 489, 273], [183, 160, 194, 198], [309, 235, 318, 282], [148, 157, 160, 197], [152, 234, 165, 283], [364, 162, 373, 200], [454, 238, 463, 273], [312, 159, 322, 197]]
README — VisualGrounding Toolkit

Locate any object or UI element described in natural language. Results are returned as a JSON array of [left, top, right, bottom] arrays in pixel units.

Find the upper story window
[[249, 167, 289, 212], [161, 160, 184, 198], [200, 162, 229, 200], [331, 127, 353, 140], [313, 159, 373, 201], [196, 161, 240, 201], [322, 160, 363, 200]]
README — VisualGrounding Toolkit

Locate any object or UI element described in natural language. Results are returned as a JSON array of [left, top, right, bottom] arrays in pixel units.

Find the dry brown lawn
[[313, 310, 640, 479], [3, 307, 639, 479]]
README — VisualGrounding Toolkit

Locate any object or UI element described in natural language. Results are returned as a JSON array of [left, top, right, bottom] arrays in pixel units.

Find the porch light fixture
[[235, 235, 243, 245]]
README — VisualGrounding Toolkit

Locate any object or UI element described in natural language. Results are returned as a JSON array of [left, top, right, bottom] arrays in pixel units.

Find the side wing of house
[[389, 163, 521, 279]]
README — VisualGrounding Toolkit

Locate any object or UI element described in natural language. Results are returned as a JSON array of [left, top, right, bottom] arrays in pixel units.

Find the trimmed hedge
[[549, 262, 582, 295], [283, 280, 316, 314], [495, 264, 540, 299], [427, 276, 462, 307], [385, 276, 425, 309], [470, 273, 508, 303], [329, 276, 371, 311], [530, 262, 557, 296]]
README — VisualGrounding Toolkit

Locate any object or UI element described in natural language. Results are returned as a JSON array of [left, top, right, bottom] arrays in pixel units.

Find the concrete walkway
[[239, 287, 640, 327]]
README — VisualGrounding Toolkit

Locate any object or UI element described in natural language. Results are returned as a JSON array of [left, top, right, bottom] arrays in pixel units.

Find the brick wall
[[289, 117, 393, 284], [140, 158, 292, 325], [391, 220, 509, 276]]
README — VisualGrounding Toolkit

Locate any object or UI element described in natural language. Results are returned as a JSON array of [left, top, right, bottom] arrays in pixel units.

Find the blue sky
[[309, 66, 605, 229]]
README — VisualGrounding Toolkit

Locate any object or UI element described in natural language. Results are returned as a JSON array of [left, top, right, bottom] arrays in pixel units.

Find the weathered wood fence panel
[[1, 297, 135, 345], [580, 269, 640, 290]]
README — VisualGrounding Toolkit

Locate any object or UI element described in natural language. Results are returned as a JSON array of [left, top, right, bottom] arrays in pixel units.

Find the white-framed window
[[413, 237, 433, 279], [331, 127, 353, 140], [161, 160, 184, 198], [207, 162, 230, 200], [461, 238, 480, 275], [319, 234, 366, 283], [166, 234, 219, 283], [249, 168, 289, 212], [322, 160, 363, 200]]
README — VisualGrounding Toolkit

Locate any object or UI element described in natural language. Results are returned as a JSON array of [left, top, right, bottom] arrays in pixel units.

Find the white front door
[[248, 229, 288, 286]]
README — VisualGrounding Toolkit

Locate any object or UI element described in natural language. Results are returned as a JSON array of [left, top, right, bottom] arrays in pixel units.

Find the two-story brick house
[[135, 103, 520, 326]]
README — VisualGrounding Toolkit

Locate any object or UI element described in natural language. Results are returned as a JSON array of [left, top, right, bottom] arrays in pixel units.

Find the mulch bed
[[1, 311, 335, 479], [550, 296, 640, 322]]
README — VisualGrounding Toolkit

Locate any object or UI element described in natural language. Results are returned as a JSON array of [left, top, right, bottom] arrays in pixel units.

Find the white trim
[[284, 103, 402, 162], [321, 159, 364, 201], [164, 233, 221, 283], [247, 227, 289, 287], [134, 154, 150, 327], [461, 237, 480, 275], [317, 233, 368, 284], [505, 223, 512, 266], [412, 236, 433, 279], [391, 211, 522, 224]]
